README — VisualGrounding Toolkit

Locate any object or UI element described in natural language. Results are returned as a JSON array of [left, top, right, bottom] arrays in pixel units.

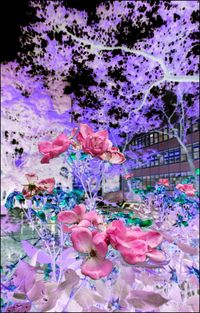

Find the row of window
[[131, 122, 199, 149], [139, 143, 199, 168], [137, 172, 192, 190]]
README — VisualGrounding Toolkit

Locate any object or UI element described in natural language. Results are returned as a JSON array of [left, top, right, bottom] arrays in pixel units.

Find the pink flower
[[124, 173, 134, 180], [158, 178, 169, 187], [57, 204, 102, 232], [37, 178, 55, 193], [38, 133, 71, 164], [100, 147, 126, 164], [176, 183, 196, 196], [76, 124, 126, 164], [71, 227, 113, 279], [106, 220, 127, 249], [117, 228, 165, 264], [77, 124, 112, 157], [106, 222, 165, 265], [22, 173, 55, 198]]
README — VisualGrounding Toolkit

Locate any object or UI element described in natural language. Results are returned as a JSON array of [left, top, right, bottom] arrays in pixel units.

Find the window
[[168, 128, 173, 139], [193, 123, 199, 132], [187, 145, 193, 158], [150, 133, 154, 145], [163, 127, 169, 141], [181, 147, 187, 162], [145, 135, 150, 146], [159, 132, 163, 142], [159, 154, 164, 165], [164, 151, 169, 164], [193, 144, 199, 160], [174, 148, 181, 162], [154, 132, 159, 144], [138, 137, 142, 147]]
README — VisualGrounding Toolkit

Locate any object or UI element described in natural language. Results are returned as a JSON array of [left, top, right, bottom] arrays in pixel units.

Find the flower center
[[90, 249, 97, 257]]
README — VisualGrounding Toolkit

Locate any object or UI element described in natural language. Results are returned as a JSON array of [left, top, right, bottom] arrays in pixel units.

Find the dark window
[[193, 144, 199, 159]]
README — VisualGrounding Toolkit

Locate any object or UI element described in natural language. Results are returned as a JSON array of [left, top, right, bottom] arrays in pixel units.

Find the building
[[124, 121, 200, 190]]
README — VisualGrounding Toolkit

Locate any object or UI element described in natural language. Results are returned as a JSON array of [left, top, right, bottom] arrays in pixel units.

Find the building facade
[[124, 122, 200, 190]]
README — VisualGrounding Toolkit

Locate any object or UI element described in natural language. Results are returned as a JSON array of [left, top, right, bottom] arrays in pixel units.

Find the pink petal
[[99, 151, 112, 162], [25, 173, 38, 184], [70, 127, 78, 139], [117, 239, 148, 264], [38, 141, 52, 153], [78, 219, 91, 228], [93, 236, 108, 259], [158, 179, 169, 187], [108, 150, 126, 164], [62, 224, 75, 233], [38, 178, 55, 193], [57, 211, 78, 223], [95, 129, 108, 139], [125, 227, 145, 241], [71, 227, 93, 253], [124, 173, 134, 180], [81, 257, 113, 279], [121, 251, 146, 264], [118, 239, 148, 255], [146, 249, 165, 262], [41, 154, 50, 164], [185, 190, 195, 196], [79, 123, 93, 139], [109, 146, 119, 151], [73, 204, 86, 217], [143, 230, 163, 248], [92, 231, 107, 243], [53, 133, 70, 146], [176, 184, 185, 191], [49, 146, 65, 158], [83, 211, 103, 225]]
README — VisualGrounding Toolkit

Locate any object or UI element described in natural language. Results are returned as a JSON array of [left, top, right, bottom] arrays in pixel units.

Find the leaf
[[58, 269, 80, 291], [21, 241, 52, 264], [127, 290, 169, 310], [176, 242, 199, 255], [132, 260, 169, 268], [11, 261, 36, 293], [13, 292, 26, 300], [56, 247, 78, 269], [27, 279, 46, 301]]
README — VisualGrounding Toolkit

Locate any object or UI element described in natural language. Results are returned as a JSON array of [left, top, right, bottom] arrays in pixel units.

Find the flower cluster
[[22, 173, 55, 198], [58, 205, 165, 280], [38, 123, 126, 165]]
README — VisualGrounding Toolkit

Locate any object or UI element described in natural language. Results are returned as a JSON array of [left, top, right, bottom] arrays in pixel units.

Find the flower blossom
[[176, 183, 196, 196], [106, 221, 165, 264], [38, 133, 71, 164], [124, 173, 134, 180], [57, 204, 103, 232], [77, 124, 126, 164], [22, 173, 55, 198], [158, 178, 169, 187], [71, 227, 113, 279], [100, 147, 126, 164]]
